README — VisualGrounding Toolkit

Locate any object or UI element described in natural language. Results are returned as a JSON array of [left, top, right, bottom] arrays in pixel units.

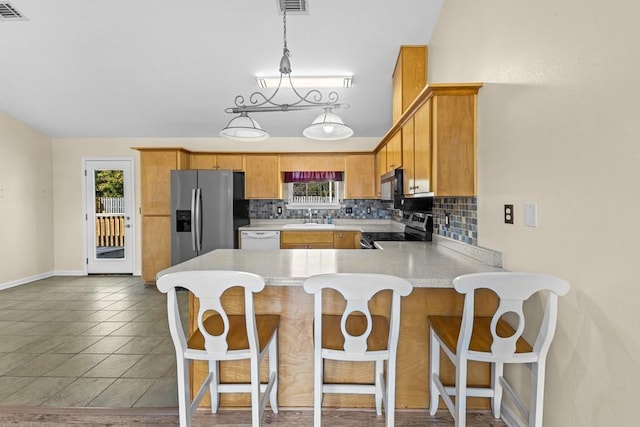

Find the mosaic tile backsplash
[[433, 197, 477, 246], [250, 196, 478, 246], [250, 199, 391, 220]]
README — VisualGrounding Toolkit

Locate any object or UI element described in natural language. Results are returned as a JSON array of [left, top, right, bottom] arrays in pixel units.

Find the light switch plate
[[524, 203, 537, 227]]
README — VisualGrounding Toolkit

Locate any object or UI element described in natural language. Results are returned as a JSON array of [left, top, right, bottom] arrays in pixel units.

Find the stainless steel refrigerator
[[171, 170, 249, 265]]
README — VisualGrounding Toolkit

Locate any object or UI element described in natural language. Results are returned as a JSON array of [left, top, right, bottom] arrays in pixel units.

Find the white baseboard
[[53, 270, 85, 277], [0, 271, 56, 291]]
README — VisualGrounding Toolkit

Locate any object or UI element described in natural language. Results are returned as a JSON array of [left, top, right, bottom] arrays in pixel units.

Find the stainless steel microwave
[[380, 168, 403, 208]]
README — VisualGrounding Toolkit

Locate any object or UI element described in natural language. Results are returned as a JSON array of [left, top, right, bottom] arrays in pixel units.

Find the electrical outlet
[[366, 207, 371, 214], [504, 204, 514, 224], [345, 207, 353, 214], [444, 213, 450, 228], [276, 206, 283, 215]]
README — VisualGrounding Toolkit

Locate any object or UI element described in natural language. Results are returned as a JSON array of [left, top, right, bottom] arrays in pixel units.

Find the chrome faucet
[[307, 208, 312, 223]]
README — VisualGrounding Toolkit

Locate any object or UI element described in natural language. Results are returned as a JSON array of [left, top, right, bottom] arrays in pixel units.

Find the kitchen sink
[[282, 223, 336, 229]]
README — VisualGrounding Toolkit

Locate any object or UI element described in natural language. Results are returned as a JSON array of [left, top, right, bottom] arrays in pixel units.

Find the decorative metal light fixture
[[220, 0, 352, 141]]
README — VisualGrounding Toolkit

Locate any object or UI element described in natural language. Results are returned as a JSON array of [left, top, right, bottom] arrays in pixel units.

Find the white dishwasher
[[240, 230, 281, 249]]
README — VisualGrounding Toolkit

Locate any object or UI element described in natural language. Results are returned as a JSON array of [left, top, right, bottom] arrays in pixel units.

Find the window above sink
[[284, 171, 343, 209]]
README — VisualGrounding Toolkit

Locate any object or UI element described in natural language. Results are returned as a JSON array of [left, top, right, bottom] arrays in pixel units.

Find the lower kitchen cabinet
[[141, 215, 171, 283], [280, 230, 361, 249], [334, 231, 362, 249]]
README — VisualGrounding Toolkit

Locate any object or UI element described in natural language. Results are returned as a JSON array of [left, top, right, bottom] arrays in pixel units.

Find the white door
[[84, 158, 135, 274]]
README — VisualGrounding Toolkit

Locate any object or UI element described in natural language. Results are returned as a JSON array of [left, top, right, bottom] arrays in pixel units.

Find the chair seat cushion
[[321, 314, 389, 351], [188, 314, 280, 352], [428, 316, 533, 354]]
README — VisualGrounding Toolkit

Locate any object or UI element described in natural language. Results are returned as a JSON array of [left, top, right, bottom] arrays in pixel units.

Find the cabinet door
[[333, 231, 361, 249], [387, 132, 402, 171], [216, 154, 243, 171], [375, 149, 386, 197], [345, 154, 375, 199], [190, 154, 243, 170], [140, 150, 185, 215], [413, 100, 432, 194], [280, 231, 334, 248], [245, 155, 280, 199], [279, 154, 344, 172], [392, 46, 428, 124], [401, 117, 415, 195], [190, 154, 218, 169], [432, 95, 476, 196], [141, 215, 171, 282]]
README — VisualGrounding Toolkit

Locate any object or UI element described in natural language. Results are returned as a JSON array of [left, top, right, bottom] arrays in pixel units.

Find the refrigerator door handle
[[190, 188, 197, 252], [195, 187, 202, 252]]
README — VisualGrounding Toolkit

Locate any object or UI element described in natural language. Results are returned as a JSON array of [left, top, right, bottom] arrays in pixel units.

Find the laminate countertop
[[157, 238, 503, 288], [238, 219, 404, 233]]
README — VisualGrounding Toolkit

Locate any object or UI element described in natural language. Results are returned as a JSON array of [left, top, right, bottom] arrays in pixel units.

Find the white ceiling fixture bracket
[[220, 0, 353, 142]]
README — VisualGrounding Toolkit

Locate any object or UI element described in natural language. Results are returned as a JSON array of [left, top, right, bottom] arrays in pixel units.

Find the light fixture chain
[[282, 0, 287, 53]]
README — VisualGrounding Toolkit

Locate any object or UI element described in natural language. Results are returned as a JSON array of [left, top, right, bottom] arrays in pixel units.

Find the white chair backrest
[[157, 270, 265, 354], [453, 272, 570, 359], [303, 273, 413, 355]]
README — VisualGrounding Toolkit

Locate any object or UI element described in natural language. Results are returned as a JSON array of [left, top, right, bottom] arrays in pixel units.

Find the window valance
[[283, 171, 343, 183]]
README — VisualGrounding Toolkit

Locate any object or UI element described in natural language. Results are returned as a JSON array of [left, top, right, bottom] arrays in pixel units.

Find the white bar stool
[[157, 270, 279, 427], [303, 273, 413, 427], [428, 272, 569, 427]]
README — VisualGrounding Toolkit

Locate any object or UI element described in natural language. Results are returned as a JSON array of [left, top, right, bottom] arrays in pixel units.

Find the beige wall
[[429, 0, 640, 425], [0, 111, 53, 285]]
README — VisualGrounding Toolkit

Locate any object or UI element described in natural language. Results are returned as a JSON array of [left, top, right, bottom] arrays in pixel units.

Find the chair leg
[[251, 355, 261, 427], [208, 360, 219, 413], [314, 353, 323, 427], [176, 358, 192, 427], [454, 356, 468, 427], [386, 357, 397, 427], [269, 331, 279, 413], [374, 359, 384, 415], [429, 329, 440, 415], [530, 361, 546, 427], [491, 361, 503, 418]]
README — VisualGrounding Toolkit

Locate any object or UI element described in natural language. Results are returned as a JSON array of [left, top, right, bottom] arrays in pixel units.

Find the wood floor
[[0, 406, 507, 426]]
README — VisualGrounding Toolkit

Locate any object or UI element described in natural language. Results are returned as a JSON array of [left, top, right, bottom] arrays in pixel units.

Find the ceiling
[[0, 0, 443, 142]]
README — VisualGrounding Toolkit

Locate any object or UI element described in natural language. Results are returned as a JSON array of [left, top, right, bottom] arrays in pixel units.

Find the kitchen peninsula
[[157, 238, 503, 410]]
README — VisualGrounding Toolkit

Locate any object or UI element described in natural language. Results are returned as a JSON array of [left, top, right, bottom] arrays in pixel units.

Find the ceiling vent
[[0, 2, 27, 20], [277, 0, 309, 15]]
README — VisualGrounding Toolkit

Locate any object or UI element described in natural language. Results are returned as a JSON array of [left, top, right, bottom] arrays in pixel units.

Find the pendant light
[[303, 109, 354, 140], [220, 0, 352, 141]]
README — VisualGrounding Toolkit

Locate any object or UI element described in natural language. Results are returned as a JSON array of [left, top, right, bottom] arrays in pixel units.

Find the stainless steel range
[[360, 211, 433, 249]]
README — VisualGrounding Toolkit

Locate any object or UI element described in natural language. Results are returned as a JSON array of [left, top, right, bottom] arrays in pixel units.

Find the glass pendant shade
[[303, 110, 354, 141], [219, 113, 269, 141]]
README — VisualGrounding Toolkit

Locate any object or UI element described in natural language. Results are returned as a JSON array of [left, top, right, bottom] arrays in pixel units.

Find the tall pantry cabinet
[[136, 148, 190, 283]]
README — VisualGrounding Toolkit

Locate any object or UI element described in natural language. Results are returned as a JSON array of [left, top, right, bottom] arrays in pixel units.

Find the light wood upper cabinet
[[413, 100, 432, 194], [376, 83, 481, 197], [402, 117, 415, 195], [139, 148, 190, 215], [190, 153, 243, 171], [244, 155, 280, 199], [345, 154, 376, 199], [386, 132, 402, 172], [392, 46, 428, 124], [431, 94, 477, 196], [403, 102, 432, 196], [279, 154, 344, 172]]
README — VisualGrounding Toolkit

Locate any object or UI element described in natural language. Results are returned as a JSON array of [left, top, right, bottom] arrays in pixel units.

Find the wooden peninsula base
[[188, 285, 499, 410]]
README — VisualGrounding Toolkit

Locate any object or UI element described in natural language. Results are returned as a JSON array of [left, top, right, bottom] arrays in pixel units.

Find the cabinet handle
[[414, 185, 419, 189]]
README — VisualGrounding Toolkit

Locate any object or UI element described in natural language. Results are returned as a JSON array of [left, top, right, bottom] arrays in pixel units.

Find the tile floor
[[0, 275, 186, 408]]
